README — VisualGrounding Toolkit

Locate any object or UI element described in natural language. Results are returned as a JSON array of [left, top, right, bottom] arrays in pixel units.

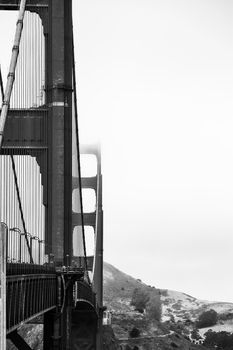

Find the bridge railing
[[7, 273, 57, 334], [7, 228, 46, 264], [0, 223, 57, 333], [0, 223, 55, 275]]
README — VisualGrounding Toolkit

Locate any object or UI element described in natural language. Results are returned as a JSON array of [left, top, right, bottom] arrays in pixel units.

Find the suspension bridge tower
[[0, 1, 104, 349]]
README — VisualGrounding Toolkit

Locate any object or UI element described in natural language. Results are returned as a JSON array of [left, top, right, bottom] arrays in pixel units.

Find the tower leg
[[44, 310, 62, 350], [71, 309, 97, 349]]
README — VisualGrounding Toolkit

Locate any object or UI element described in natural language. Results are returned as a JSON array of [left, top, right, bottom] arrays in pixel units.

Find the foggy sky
[[73, 0, 233, 302]]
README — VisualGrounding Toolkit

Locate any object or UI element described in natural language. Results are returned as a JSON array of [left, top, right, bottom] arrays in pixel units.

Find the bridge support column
[[44, 310, 69, 350], [96, 309, 104, 350], [0, 223, 6, 350], [71, 310, 97, 349], [46, 0, 73, 265], [44, 0, 73, 347]]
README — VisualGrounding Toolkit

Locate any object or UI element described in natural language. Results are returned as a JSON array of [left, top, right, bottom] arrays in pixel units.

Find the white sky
[[1, 0, 233, 303]]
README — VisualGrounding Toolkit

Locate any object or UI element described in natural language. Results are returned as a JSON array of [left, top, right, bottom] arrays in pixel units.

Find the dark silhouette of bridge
[[0, 1, 103, 349]]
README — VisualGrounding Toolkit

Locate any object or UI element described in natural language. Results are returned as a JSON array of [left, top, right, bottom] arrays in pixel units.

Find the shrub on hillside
[[170, 315, 175, 323], [169, 321, 186, 335], [130, 288, 150, 313], [191, 328, 201, 341], [131, 287, 162, 321], [125, 346, 132, 350], [218, 312, 233, 321], [129, 327, 140, 338], [145, 294, 162, 321], [196, 309, 218, 328], [203, 330, 233, 349]]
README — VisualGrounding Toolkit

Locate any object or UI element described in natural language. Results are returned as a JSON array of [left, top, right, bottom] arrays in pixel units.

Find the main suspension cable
[[0, 0, 27, 148]]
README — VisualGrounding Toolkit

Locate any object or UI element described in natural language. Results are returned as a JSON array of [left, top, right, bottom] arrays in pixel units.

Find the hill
[[103, 262, 233, 349]]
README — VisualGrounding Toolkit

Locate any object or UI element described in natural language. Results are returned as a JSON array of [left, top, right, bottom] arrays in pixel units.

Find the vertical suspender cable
[[0, 1, 33, 264], [10, 155, 33, 264], [0, 0, 27, 148]]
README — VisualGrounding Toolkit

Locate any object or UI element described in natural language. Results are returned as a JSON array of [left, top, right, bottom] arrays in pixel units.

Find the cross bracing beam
[[7, 330, 33, 350], [72, 176, 97, 191], [1, 108, 48, 149], [72, 256, 94, 271], [72, 212, 96, 228]]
